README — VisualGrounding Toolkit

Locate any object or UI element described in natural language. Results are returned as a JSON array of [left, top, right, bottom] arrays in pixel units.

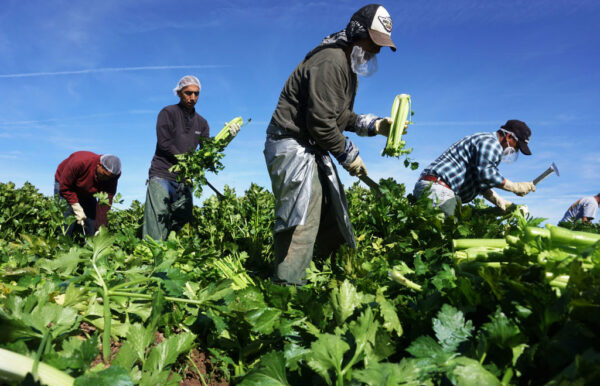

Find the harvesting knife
[[206, 180, 225, 200], [359, 175, 382, 196], [533, 162, 560, 185]]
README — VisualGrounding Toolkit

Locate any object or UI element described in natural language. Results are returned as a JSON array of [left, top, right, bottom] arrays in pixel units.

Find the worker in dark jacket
[[54, 151, 121, 235], [142, 75, 240, 240], [264, 4, 396, 286]]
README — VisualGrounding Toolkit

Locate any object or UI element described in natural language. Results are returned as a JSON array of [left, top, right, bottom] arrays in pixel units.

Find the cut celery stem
[[388, 270, 422, 291], [0, 348, 74, 386], [452, 239, 507, 250]]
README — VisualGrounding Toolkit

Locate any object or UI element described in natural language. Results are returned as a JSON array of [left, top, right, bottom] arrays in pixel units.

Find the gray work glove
[[483, 189, 513, 211], [228, 122, 241, 137], [345, 155, 367, 177], [71, 202, 86, 226], [500, 179, 536, 197], [373, 118, 392, 137]]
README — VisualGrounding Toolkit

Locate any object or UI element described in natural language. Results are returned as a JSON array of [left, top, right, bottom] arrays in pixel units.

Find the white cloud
[[0, 65, 231, 79], [0, 150, 21, 159]]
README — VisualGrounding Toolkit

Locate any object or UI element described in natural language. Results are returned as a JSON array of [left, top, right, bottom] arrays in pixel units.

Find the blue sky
[[1, 0, 599, 224]]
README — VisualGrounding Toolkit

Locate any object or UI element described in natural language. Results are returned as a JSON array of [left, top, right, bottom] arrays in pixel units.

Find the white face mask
[[502, 146, 519, 163], [499, 129, 519, 163], [350, 45, 378, 77]]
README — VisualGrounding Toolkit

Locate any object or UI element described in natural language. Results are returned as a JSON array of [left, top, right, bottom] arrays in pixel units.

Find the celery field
[[1, 178, 600, 385]]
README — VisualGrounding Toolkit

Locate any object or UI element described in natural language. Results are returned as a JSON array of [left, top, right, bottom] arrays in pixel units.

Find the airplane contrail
[[0, 64, 230, 78]]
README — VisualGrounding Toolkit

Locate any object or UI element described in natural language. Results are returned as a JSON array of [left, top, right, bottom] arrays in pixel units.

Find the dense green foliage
[[169, 117, 250, 199], [169, 138, 227, 199], [1, 179, 600, 385]]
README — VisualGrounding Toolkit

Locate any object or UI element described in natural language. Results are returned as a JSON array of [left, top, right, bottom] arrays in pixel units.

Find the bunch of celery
[[214, 116, 248, 145], [452, 224, 599, 291], [170, 116, 249, 197], [383, 94, 413, 158], [212, 252, 255, 290]]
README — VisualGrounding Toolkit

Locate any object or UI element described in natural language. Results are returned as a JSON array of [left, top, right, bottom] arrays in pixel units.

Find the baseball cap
[[501, 119, 532, 155], [350, 4, 396, 51]]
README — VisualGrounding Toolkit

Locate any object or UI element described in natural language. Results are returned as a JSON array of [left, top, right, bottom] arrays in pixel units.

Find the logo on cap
[[378, 16, 392, 33]]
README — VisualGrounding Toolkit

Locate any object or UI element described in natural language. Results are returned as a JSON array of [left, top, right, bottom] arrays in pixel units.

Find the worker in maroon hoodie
[[54, 151, 121, 235]]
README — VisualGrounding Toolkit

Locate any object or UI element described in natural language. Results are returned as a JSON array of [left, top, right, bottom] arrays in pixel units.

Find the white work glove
[[500, 179, 536, 197], [345, 155, 367, 177], [373, 118, 392, 137], [71, 203, 86, 226], [228, 122, 241, 137], [483, 189, 513, 211]]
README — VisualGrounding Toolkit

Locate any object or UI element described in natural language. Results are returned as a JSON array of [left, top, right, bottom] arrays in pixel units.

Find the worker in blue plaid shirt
[[414, 120, 535, 216]]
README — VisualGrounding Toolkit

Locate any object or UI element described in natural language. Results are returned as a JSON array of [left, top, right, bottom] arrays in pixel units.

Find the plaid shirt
[[421, 132, 505, 202]]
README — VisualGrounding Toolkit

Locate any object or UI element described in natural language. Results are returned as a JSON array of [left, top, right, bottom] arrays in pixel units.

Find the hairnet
[[173, 75, 201, 96], [100, 154, 121, 176]]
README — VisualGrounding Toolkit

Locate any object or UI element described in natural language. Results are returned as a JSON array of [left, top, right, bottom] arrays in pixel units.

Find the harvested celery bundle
[[383, 94, 412, 157], [170, 116, 249, 197], [214, 116, 248, 145]]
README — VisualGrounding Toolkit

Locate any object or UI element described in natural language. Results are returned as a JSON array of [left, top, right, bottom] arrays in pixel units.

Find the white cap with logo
[[350, 4, 396, 51]]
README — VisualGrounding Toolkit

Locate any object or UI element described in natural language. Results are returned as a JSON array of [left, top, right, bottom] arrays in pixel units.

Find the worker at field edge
[[558, 193, 600, 224], [264, 4, 397, 286], [142, 75, 240, 241], [413, 120, 535, 216], [54, 151, 121, 236]]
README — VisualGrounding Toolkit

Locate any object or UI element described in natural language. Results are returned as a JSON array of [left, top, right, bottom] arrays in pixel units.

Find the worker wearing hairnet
[[54, 151, 121, 236], [142, 76, 241, 240]]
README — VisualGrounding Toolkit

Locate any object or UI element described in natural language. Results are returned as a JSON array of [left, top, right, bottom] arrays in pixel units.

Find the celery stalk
[[0, 348, 74, 386], [546, 224, 600, 248], [524, 227, 550, 241], [505, 235, 520, 246], [452, 239, 507, 250], [453, 247, 505, 262], [388, 269, 422, 291], [214, 117, 245, 145], [383, 94, 412, 157]]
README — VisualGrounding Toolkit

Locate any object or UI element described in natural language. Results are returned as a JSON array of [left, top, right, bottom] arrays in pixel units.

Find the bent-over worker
[[559, 193, 600, 224], [55, 151, 121, 235], [414, 119, 535, 216]]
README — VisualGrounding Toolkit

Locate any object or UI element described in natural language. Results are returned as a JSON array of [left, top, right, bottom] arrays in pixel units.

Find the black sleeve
[[155, 109, 179, 164], [305, 60, 350, 157]]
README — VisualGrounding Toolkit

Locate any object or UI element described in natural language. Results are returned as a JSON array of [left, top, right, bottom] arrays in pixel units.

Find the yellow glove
[[483, 189, 513, 211], [373, 118, 392, 136], [71, 202, 86, 226], [500, 179, 536, 197], [345, 155, 367, 177]]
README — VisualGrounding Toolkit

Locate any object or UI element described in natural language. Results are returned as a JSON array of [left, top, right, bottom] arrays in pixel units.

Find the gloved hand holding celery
[[214, 116, 250, 145]]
